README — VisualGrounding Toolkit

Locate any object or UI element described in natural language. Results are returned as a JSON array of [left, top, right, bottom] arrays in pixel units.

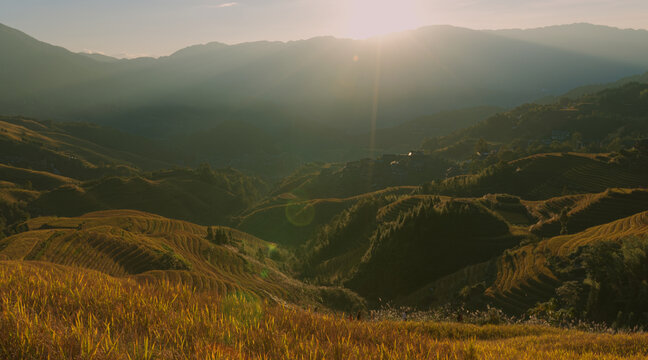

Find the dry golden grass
[[2, 260, 647, 359]]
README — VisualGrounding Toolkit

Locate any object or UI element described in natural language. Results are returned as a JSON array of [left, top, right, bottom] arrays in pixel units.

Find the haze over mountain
[[4, 11, 648, 356], [1, 22, 647, 138], [492, 23, 648, 67]]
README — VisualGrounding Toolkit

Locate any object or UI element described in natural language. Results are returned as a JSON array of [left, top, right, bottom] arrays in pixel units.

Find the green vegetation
[[348, 199, 515, 301], [534, 236, 648, 326]]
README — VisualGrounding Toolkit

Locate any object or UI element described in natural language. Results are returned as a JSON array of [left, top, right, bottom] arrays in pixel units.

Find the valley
[[1, 18, 648, 359]]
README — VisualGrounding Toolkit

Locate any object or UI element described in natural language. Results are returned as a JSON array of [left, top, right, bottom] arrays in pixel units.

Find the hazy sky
[[1, 0, 647, 58]]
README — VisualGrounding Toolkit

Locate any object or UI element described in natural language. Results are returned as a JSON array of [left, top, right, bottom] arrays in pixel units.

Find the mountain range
[[2, 22, 647, 138]]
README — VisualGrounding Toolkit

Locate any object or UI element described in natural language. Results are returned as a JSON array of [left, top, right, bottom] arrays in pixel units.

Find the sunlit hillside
[[488, 211, 648, 312], [0, 210, 362, 309], [3, 261, 648, 359]]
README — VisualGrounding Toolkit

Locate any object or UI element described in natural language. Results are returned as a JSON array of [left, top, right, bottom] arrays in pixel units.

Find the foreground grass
[[1, 261, 648, 359]]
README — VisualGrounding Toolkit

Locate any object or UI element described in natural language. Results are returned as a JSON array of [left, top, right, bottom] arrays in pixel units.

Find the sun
[[343, 0, 423, 39]]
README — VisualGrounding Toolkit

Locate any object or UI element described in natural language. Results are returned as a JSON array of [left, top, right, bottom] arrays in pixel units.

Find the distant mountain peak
[[169, 41, 229, 58]]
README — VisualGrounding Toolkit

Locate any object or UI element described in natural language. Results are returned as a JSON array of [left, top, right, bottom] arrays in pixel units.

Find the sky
[[1, 0, 648, 58]]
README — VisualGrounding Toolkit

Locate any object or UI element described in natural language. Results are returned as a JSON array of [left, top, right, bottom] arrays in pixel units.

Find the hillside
[[240, 149, 648, 307], [0, 210, 362, 309], [528, 188, 648, 237], [273, 154, 453, 200], [0, 116, 175, 179], [536, 72, 648, 104], [294, 196, 523, 302], [425, 82, 648, 162], [0, 23, 112, 101], [0, 115, 269, 225], [487, 212, 648, 319], [360, 106, 503, 154], [235, 187, 415, 247], [423, 151, 648, 200], [29, 166, 266, 225], [4, 261, 648, 359], [0, 163, 77, 191]]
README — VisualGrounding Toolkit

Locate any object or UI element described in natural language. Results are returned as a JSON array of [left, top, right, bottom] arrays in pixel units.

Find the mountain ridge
[[1, 22, 646, 135]]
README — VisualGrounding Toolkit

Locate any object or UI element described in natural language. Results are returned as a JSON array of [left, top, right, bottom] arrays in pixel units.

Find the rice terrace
[[2, 1, 648, 358]]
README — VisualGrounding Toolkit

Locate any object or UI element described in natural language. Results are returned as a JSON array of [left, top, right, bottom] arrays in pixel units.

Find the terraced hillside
[[0, 116, 173, 179], [424, 82, 648, 161], [235, 187, 416, 246], [296, 196, 524, 303], [529, 188, 648, 237], [0, 210, 363, 309], [424, 152, 648, 200], [0, 182, 39, 205], [0, 163, 77, 191], [22, 165, 266, 225], [487, 211, 648, 313], [348, 199, 521, 301]]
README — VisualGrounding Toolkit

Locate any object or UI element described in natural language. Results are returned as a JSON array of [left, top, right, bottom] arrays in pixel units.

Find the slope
[[423, 151, 648, 200], [0, 210, 362, 309], [487, 211, 648, 314], [529, 188, 648, 237], [425, 82, 648, 161], [235, 187, 415, 247], [295, 195, 523, 303], [30, 166, 266, 225], [0, 116, 175, 180]]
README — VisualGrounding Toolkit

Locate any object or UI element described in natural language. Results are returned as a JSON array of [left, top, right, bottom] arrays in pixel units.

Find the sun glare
[[344, 0, 423, 39]]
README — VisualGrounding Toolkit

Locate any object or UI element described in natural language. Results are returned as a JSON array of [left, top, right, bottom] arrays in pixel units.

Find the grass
[[2, 260, 648, 359]]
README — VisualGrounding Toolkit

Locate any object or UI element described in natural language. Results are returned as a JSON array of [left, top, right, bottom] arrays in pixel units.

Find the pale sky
[[1, 0, 647, 58]]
